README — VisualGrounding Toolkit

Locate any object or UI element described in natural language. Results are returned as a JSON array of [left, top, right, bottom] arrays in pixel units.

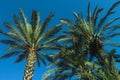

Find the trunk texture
[[23, 47, 37, 80]]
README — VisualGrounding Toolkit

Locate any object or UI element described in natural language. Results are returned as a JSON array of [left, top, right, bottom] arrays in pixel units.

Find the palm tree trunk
[[23, 47, 37, 80]]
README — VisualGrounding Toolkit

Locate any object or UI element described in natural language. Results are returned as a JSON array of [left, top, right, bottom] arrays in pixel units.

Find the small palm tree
[[60, 1, 120, 61], [42, 45, 88, 80], [43, 48, 120, 80], [83, 49, 120, 80], [0, 9, 62, 80]]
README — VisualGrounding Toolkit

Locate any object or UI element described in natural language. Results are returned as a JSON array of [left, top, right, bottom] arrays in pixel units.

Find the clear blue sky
[[0, 0, 120, 80]]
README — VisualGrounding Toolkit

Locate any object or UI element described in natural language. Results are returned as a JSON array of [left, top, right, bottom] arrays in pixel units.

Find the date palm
[[83, 49, 120, 80], [60, 1, 120, 61], [42, 43, 90, 80], [0, 9, 62, 80], [42, 46, 83, 80], [43, 1, 120, 80], [43, 48, 120, 80]]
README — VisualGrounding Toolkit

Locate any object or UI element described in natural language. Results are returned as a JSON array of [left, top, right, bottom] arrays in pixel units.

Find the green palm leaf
[[97, 17, 120, 36], [3, 22, 25, 41], [37, 54, 46, 66], [31, 10, 39, 31], [98, 1, 120, 29], [15, 52, 26, 63], [39, 24, 62, 42], [105, 40, 120, 47], [60, 18, 75, 29], [13, 15, 30, 43], [40, 13, 54, 35], [92, 6, 103, 27], [0, 51, 20, 59], [19, 8, 28, 28], [42, 68, 62, 80]]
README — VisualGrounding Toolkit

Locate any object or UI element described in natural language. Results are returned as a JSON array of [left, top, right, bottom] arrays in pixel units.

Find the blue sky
[[0, 0, 120, 80]]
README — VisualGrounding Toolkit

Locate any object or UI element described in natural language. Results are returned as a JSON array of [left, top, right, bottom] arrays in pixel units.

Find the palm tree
[[42, 40, 93, 80], [42, 45, 86, 80], [0, 9, 63, 80], [60, 1, 120, 61], [43, 1, 120, 80], [43, 48, 120, 80]]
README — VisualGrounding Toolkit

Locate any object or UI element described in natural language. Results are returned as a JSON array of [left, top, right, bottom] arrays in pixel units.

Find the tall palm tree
[[0, 9, 63, 80], [60, 1, 120, 61]]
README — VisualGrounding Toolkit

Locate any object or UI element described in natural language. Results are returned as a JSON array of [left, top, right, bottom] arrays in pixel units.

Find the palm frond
[[105, 32, 120, 39], [19, 9, 33, 38], [115, 59, 120, 62], [0, 29, 22, 41], [32, 23, 40, 43], [41, 44, 60, 50], [114, 54, 120, 58], [44, 35, 66, 44], [87, 2, 91, 23], [98, 1, 120, 29], [105, 40, 120, 47], [92, 6, 104, 27], [109, 25, 120, 32], [31, 10, 39, 31], [42, 68, 62, 80], [6, 45, 19, 50], [0, 39, 22, 51], [0, 51, 20, 59], [15, 53, 26, 63], [19, 8, 28, 29], [13, 15, 25, 35], [13, 15, 31, 43], [97, 17, 120, 36], [73, 12, 92, 39], [0, 39, 17, 45], [60, 18, 75, 29], [39, 24, 62, 42], [3, 22, 25, 41], [42, 54, 54, 62], [47, 60, 58, 68], [37, 57, 41, 67], [37, 54, 46, 66], [40, 12, 54, 35]]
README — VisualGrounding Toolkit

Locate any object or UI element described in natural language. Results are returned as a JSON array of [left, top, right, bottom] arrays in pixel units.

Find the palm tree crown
[[60, 1, 120, 61], [0, 9, 62, 80]]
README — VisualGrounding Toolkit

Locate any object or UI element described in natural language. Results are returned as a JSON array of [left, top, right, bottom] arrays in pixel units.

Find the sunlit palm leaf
[[19, 8, 28, 28], [0, 30, 23, 41], [42, 68, 62, 80], [39, 24, 62, 42], [13, 15, 31, 43], [60, 19, 75, 29], [3, 22, 25, 41]]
